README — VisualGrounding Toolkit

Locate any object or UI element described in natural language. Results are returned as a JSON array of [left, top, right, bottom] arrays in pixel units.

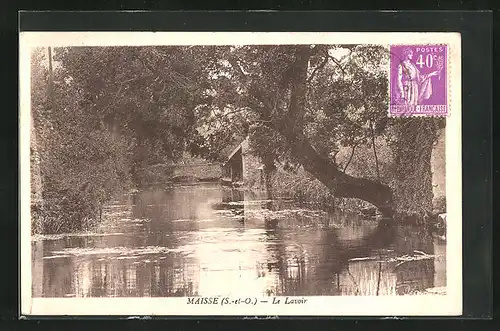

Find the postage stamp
[[389, 45, 448, 117], [19, 31, 462, 317]]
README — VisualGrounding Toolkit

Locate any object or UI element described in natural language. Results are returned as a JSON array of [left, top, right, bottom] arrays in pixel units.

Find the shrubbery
[[31, 48, 131, 234], [31, 118, 131, 234]]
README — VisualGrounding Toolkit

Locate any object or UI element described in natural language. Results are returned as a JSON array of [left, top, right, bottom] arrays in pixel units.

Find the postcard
[[20, 31, 462, 316]]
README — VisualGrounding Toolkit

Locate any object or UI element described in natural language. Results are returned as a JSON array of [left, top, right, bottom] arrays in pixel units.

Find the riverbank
[[31, 183, 132, 235], [246, 166, 447, 232]]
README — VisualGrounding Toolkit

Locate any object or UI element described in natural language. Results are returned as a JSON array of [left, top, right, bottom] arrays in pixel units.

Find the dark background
[[0, 4, 495, 329]]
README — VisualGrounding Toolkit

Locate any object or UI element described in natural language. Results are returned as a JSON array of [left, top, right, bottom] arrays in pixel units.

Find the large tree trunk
[[274, 45, 394, 220], [390, 118, 442, 224], [282, 130, 394, 219]]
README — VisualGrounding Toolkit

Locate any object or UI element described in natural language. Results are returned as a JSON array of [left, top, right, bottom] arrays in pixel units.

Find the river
[[32, 183, 446, 297]]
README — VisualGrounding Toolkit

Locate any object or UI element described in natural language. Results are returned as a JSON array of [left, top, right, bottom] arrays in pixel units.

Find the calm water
[[32, 183, 446, 297]]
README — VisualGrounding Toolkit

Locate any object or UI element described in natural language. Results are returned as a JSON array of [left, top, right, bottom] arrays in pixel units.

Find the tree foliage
[[187, 44, 441, 220], [31, 48, 132, 233]]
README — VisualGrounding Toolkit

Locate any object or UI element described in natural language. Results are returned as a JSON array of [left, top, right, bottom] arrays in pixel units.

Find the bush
[[30, 48, 132, 234], [31, 127, 131, 234]]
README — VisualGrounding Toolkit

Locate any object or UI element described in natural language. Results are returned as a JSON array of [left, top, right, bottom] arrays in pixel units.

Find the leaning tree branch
[[274, 46, 394, 218], [343, 143, 358, 172], [327, 55, 347, 77], [227, 56, 249, 83], [307, 54, 329, 83], [369, 119, 381, 181]]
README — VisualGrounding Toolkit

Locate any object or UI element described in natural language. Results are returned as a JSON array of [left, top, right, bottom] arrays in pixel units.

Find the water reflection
[[32, 183, 446, 297]]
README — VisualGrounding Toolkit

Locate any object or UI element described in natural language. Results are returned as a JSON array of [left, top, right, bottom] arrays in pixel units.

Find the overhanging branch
[[307, 54, 329, 83]]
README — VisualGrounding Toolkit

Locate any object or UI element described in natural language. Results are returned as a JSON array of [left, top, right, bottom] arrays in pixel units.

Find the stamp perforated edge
[[387, 43, 452, 118]]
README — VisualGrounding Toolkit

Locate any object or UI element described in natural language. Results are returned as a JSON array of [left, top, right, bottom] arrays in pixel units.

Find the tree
[[191, 45, 390, 216], [192, 44, 442, 222], [31, 47, 132, 233], [388, 117, 444, 222], [32, 45, 238, 233]]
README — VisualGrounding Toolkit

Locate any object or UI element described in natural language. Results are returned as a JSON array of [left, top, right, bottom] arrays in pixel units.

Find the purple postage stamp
[[389, 44, 448, 117]]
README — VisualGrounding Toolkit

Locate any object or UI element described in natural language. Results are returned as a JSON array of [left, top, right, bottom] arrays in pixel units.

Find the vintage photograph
[[21, 32, 462, 316]]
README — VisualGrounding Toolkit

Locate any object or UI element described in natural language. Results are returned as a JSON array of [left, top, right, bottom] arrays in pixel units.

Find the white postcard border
[[19, 31, 462, 317]]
